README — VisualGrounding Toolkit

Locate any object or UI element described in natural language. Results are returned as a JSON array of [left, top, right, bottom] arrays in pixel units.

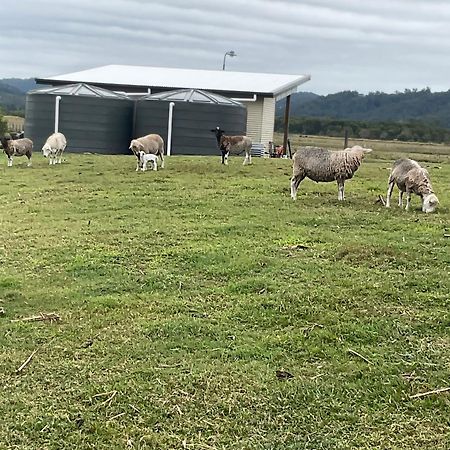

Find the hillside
[[0, 82, 26, 114], [1, 78, 36, 93], [276, 88, 450, 129]]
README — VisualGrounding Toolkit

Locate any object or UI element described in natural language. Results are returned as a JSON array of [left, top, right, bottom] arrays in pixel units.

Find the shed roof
[[36, 65, 311, 100], [29, 83, 129, 99], [141, 88, 244, 106]]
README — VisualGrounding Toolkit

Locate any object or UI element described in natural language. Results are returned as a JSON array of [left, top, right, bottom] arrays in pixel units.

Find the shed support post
[[167, 102, 175, 156], [54, 96, 62, 133], [283, 95, 291, 156]]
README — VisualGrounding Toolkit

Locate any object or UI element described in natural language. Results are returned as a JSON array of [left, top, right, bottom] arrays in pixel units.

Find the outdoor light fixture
[[222, 50, 237, 70]]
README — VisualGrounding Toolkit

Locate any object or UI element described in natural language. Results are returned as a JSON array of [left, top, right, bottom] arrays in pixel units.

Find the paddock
[[0, 146, 449, 449]]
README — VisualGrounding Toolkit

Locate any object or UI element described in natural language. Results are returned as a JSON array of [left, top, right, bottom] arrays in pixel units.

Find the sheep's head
[[129, 140, 144, 157], [422, 193, 439, 213], [346, 145, 372, 158], [211, 127, 225, 145], [42, 143, 51, 158]]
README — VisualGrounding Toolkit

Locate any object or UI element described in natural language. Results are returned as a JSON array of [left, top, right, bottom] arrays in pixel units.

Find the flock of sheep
[[0, 129, 440, 213]]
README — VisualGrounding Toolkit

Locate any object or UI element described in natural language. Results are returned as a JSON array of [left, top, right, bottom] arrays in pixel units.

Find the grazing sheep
[[129, 134, 164, 171], [386, 158, 439, 213], [290, 145, 372, 201], [210, 127, 252, 165], [0, 136, 33, 167], [138, 150, 158, 171], [42, 132, 67, 165]]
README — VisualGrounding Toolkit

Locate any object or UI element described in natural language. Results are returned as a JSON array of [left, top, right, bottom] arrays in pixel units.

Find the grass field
[[1, 140, 449, 449]]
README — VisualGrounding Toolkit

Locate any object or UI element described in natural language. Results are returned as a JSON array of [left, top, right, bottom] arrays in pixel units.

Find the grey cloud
[[1, 0, 450, 93]]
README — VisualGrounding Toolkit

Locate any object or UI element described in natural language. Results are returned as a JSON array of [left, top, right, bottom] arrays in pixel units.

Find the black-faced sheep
[[210, 127, 252, 165], [129, 134, 164, 171], [42, 132, 67, 165], [0, 136, 33, 167], [290, 145, 372, 201], [386, 158, 439, 213]]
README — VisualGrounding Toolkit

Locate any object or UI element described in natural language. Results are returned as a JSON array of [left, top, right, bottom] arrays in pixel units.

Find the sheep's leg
[[290, 174, 305, 200], [225, 152, 229, 165], [7, 156, 13, 167], [398, 191, 404, 208], [386, 181, 395, 208], [337, 180, 345, 201], [135, 158, 140, 172], [141, 160, 147, 172], [221, 150, 227, 165], [405, 190, 411, 210], [57, 150, 62, 164], [27, 156, 32, 167], [153, 160, 157, 171]]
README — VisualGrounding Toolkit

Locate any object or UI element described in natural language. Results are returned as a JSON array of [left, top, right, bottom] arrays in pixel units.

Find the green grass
[[1, 144, 449, 449]]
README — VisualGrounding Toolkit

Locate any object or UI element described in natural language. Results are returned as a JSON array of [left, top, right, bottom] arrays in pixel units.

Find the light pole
[[222, 50, 236, 70]]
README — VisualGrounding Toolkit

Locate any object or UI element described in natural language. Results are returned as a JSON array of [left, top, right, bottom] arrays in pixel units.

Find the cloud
[[2, 0, 450, 93]]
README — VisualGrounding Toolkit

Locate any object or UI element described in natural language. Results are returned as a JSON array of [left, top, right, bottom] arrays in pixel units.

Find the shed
[[134, 88, 247, 156], [36, 65, 311, 151], [25, 83, 134, 154]]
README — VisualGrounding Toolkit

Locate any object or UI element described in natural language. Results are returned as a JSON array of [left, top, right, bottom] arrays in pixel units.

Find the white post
[[54, 96, 62, 133], [167, 102, 175, 156]]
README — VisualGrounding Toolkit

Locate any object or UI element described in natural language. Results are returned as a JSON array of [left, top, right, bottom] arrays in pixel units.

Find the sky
[[2, 0, 450, 94]]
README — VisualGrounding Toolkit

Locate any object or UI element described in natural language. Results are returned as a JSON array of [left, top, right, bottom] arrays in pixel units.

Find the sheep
[[210, 127, 252, 165], [290, 145, 372, 201], [138, 150, 158, 171], [42, 132, 67, 165], [385, 158, 439, 213], [129, 134, 164, 171], [0, 136, 33, 167]]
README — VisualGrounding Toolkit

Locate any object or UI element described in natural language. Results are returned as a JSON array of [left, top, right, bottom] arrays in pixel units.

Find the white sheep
[[129, 134, 164, 171], [138, 151, 158, 171], [42, 132, 67, 165], [290, 145, 372, 201], [386, 158, 439, 213], [1, 136, 33, 167]]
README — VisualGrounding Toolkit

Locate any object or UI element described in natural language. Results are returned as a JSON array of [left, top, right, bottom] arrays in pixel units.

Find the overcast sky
[[2, 0, 450, 94]]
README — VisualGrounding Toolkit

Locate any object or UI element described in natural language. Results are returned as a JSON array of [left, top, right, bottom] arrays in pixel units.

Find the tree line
[[275, 116, 450, 143]]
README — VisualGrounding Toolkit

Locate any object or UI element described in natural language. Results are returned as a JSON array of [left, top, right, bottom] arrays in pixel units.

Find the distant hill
[[0, 82, 26, 114], [276, 88, 450, 129], [1, 78, 36, 93]]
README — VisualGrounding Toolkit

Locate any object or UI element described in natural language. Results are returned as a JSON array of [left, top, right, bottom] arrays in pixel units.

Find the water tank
[[134, 89, 247, 155], [25, 83, 134, 154]]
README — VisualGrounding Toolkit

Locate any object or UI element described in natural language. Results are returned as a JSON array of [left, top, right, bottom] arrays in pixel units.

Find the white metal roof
[[38, 65, 311, 100]]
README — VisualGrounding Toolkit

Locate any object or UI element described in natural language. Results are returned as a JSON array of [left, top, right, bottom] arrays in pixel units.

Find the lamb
[[210, 127, 252, 165], [290, 145, 372, 201], [129, 134, 164, 171], [0, 135, 33, 167], [42, 132, 67, 165], [385, 158, 439, 213], [138, 150, 158, 171]]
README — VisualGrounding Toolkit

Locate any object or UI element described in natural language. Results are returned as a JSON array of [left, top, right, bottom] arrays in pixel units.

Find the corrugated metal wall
[[134, 101, 247, 155], [244, 97, 275, 150], [245, 98, 263, 144], [261, 97, 275, 148], [25, 94, 134, 154]]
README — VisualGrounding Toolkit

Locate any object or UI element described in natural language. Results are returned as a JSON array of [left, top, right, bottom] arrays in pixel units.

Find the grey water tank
[[134, 89, 247, 155], [25, 83, 134, 154]]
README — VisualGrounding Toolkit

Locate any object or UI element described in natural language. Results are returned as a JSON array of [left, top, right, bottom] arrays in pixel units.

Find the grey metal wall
[[134, 101, 247, 155], [25, 94, 134, 154]]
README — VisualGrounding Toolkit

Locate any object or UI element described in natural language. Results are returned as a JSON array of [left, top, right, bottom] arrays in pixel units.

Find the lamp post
[[222, 50, 236, 70]]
